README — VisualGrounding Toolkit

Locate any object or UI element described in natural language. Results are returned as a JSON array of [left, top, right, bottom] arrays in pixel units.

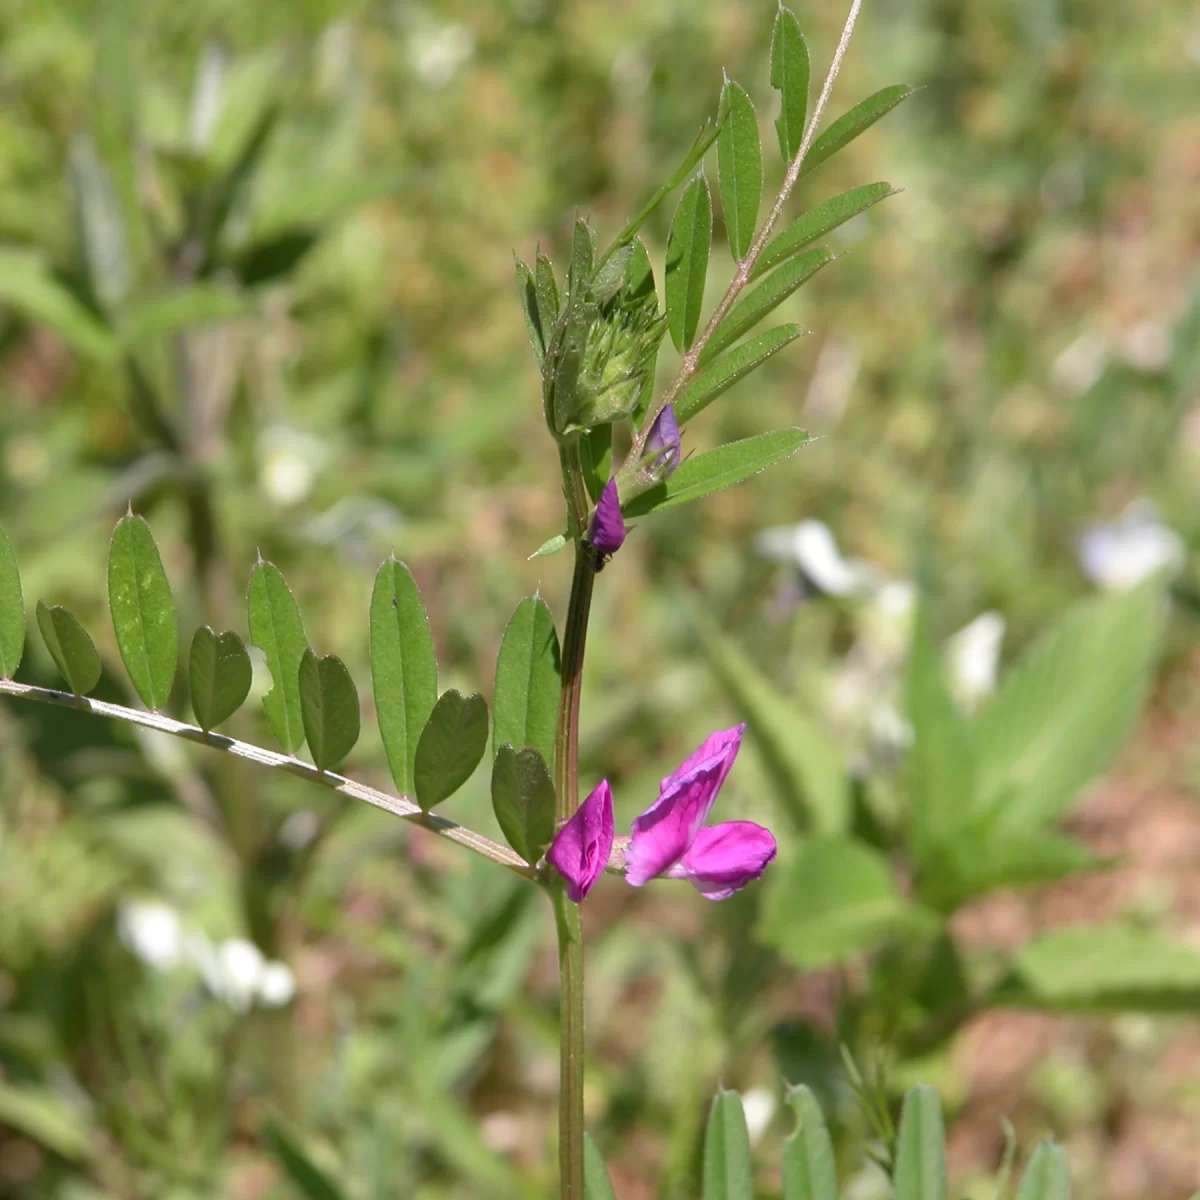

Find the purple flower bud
[[587, 479, 626, 557], [674, 821, 777, 900], [547, 779, 614, 902], [642, 405, 682, 482]]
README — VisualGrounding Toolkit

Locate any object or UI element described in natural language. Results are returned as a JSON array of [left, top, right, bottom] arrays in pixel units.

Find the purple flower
[[626, 724, 776, 899], [547, 779, 614, 902], [643, 404, 682, 481], [587, 479, 626, 556]]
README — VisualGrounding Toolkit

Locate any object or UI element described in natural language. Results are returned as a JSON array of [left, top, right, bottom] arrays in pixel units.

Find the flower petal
[[546, 779, 614, 902], [587, 479, 626, 555], [627, 724, 745, 887], [677, 821, 777, 900]]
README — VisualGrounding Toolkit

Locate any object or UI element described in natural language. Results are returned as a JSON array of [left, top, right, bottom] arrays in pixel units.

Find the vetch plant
[[0, 3, 919, 1194]]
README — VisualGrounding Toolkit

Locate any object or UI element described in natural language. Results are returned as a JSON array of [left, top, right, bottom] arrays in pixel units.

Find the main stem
[[553, 438, 596, 1200]]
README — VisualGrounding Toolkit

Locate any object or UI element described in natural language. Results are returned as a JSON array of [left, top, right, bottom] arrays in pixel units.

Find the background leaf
[[771, 7, 810, 161], [118, 284, 249, 346], [37, 602, 102, 696], [675, 324, 807, 423], [492, 596, 561, 765], [0, 524, 25, 679], [299, 649, 361, 770], [189, 626, 252, 731], [0, 247, 117, 360], [107, 514, 178, 710], [583, 1134, 616, 1200], [1017, 1141, 1070, 1200], [800, 85, 915, 180], [716, 80, 762, 261], [893, 1085, 947, 1200], [782, 1085, 837, 1200], [370, 556, 438, 795], [702, 1090, 753, 1200], [262, 1119, 346, 1200], [247, 559, 309, 753], [414, 690, 488, 811], [665, 174, 712, 353], [491, 745, 556, 867]]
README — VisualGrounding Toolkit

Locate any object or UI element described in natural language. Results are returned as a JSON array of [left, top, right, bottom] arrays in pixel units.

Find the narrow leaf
[[1017, 1141, 1070, 1200], [299, 649, 361, 770], [531, 533, 568, 559], [492, 596, 561, 764], [515, 256, 545, 367], [702, 1090, 753, 1200], [583, 1134, 616, 1200], [665, 174, 713, 353], [717, 80, 763, 260], [534, 251, 560, 338], [189, 626, 252, 731], [119, 284, 249, 346], [0, 525, 25, 679], [801, 85, 915, 180], [370, 556, 438, 795], [580, 424, 613, 505], [893, 1086, 947, 1200], [771, 7, 810, 161], [623, 428, 809, 519], [592, 241, 634, 304], [107, 514, 178, 710], [701, 247, 830, 363], [247, 559, 308, 753], [414, 690, 488, 811], [782, 1085, 837, 1200], [262, 1120, 346, 1200], [753, 183, 897, 279], [568, 217, 595, 298], [491, 745, 557, 865], [37, 602, 102, 696], [675, 324, 806, 424], [0, 247, 117, 360]]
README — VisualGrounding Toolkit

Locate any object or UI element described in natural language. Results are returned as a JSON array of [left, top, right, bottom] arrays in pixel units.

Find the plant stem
[[552, 437, 597, 1200], [0, 678, 534, 878]]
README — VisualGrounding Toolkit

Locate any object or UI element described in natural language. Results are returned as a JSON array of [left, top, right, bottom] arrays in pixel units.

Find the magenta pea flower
[[547, 779, 614, 902], [587, 479, 626, 557], [626, 724, 776, 900], [643, 404, 682, 481]]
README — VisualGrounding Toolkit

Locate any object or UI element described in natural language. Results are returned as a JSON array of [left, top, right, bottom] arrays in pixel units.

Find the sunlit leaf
[[531, 533, 568, 559], [717, 79, 762, 261], [665, 174, 713, 353], [118, 284, 250, 346], [771, 7, 810, 162], [107, 514, 178, 710], [623, 429, 809, 519], [492, 596, 561, 764], [0, 525, 25, 679], [702, 1090, 753, 1200], [675, 324, 806, 423], [584, 1134, 616, 1200], [37, 602, 102, 696], [894, 1086, 946, 1200], [299, 648, 361, 770], [0, 247, 117, 360], [491, 745, 556, 865], [580, 424, 613, 504], [370, 556, 438, 796], [515, 255, 545, 366], [568, 217, 595, 298], [247, 559, 308, 753], [189, 626, 252, 731], [782, 1085, 837, 1200], [414, 690, 488, 811], [0, 1081, 95, 1165], [535, 251, 560, 338], [801, 85, 915, 180], [1017, 1141, 1070, 1200]]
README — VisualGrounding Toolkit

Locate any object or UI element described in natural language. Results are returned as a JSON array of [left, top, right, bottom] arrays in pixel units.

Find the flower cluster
[[547, 724, 776, 902]]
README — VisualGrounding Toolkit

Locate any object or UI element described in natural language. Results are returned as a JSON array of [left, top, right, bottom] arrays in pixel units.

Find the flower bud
[[640, 404, 682, 484]]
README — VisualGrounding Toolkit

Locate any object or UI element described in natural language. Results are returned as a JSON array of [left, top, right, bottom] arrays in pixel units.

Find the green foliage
[[492, 596, 561, 766], [893, 1086, 947, 1200], [771, 8, 810, 162], [665, 174, 713, 353], [36, 601, 102, 696], [107, 514, 178, 711], [702, 1089, 753, 1200], [188, 626, 252, 731], [414, 690, 489, 811], [583, 1134, 616, 1200], [299, 649, 361, 771], [674, 325, 807, 423], [1017, 1141, 1070, 1200], [800, 85, 916, 179], [781, 1086, 837, 1200], [370, 557, 439, 796], [0, 524, 25, 679], [247, 559, 309, 754], [262, 1120, 346, 1200], [716, 80, 763, 262], [491, 746, 557, 866]]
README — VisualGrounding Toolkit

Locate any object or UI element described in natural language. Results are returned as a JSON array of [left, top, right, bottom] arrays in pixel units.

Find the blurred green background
[[1, 0, 1199, 1197]]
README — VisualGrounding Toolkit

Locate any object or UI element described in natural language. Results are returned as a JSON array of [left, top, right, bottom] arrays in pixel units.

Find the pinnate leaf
[[299, 649, 360, 770], [665, 174, 712, 353], [491, 745, 556, 866], [107, 514, 178, 710], [801, 85, 914, 180], [893, 1086, 947, 1200], [782, 1085, 837, 1200], [702, 1090, 753, 1200], [414, 690, 488, 811], [37, 602, 102, 696], [189, 626, 252, 731], [492, 596, 560, 764], [771, 7, 810, 161], [675, 324, 806, 424], [0, 525, 24, 679], [247, 559, 308, 753], [717, 80, 762, 261]]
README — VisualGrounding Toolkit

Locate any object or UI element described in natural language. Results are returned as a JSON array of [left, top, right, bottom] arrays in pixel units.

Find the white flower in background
[[741, 1088, 777, 1146], [257, 961, 297, 1008], [213, 939, 266, 1013], [410, 23, 474, 87], [118, 901, 183, 969], [1078, 502, 1184, 591], [946, 611, 1006, 710], [1051, 331, 1107, 397], [259, 425, 326, 507], [757, 519, 881, 597]]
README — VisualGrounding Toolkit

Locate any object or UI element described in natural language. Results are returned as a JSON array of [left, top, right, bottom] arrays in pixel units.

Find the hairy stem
[[0, 678, 534, 878], [634, 0, 866, 450]]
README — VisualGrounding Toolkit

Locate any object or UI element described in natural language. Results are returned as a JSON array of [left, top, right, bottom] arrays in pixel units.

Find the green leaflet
[[580, 424, 613, 505], [717, 79, 762, 261], [675, 324, 806, 424], [801, 84, 915, 180], [753, 183, 897, 279], [515, 256, 545, 366], [782, 1086, 837, 1200], [37, 602, 102, 696], [530, 533, 567, 559], [490, 745, 556, 866], [107, 514, 179, 711], [299, 649, 361, 770], [893, 1086, 947, 1200], [492, 596, 561, 765], [701, 247, 831, 364], [370, 556, 439, 796], [0, 525, 25, 679], [583, 1134, 616, 1200], [665, 174, 712, 353], [534, 251, 559, 338], [1017, 1141, 1070, 1200], [623, 429, 809, 520], [247, 559, 309, 754], [702, 1090, 753, 1200], [188, 626, 252, 732], [771, 7, 810, 161], [414, 690, 488, 811]]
